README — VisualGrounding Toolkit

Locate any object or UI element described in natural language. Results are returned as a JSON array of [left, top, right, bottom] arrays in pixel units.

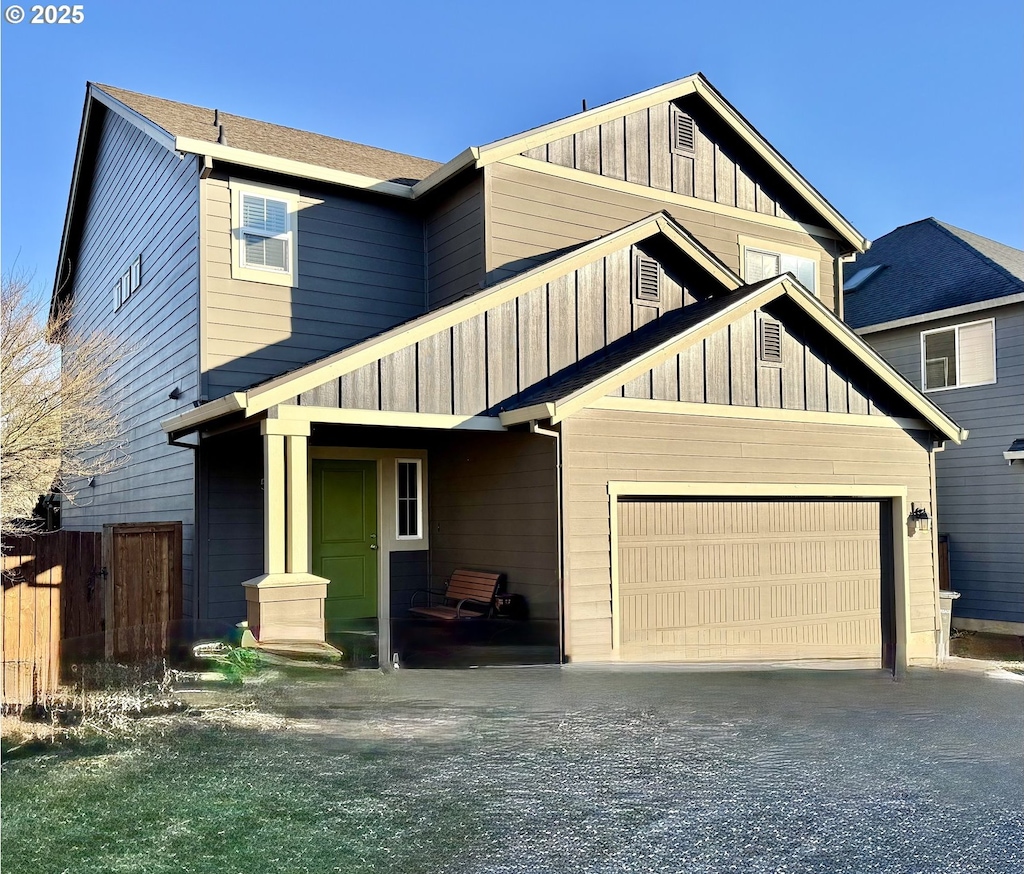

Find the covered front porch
[[199, 409, 562, 668]]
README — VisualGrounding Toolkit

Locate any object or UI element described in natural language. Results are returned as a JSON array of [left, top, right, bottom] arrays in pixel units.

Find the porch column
[[241, 415, 328, 643], [263, 428, 286, 575], [286, 433, 309, 574]]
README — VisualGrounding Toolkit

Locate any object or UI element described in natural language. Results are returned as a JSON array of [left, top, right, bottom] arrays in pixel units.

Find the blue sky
[[2, 0, 1021, 302]]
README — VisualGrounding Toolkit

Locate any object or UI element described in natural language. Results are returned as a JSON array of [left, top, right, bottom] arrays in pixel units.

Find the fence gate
[[103, 523, 182, 662]]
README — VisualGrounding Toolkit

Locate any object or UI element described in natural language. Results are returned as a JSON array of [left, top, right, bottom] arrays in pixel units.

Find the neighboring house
[[844, 219, 1024, 635], [52, 74, 965, 671]]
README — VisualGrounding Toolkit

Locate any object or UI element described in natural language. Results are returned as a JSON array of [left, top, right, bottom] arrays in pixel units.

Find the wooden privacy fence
[[2, 530, 102, 707], [1, 522, 182, 707], [104, 522, 182, 662]]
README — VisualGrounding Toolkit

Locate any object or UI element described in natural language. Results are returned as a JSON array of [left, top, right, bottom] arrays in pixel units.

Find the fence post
[[102, 525, 114, 660]]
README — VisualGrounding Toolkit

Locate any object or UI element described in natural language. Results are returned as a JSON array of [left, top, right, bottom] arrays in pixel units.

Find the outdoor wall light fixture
[[908, 504, 931, 535], [87, 476, 96, 487], [168, 387, 182, 400]]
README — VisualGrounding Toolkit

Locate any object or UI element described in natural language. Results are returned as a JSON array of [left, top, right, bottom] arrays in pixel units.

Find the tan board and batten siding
[[286, 246, 884, 421], [561, 408, 939, 663], [61, 107, 200, 614], [522, 98, 804, 220]]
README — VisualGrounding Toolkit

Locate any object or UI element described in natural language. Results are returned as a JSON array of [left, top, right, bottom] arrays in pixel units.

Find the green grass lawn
[[2, 721, 480, 874]]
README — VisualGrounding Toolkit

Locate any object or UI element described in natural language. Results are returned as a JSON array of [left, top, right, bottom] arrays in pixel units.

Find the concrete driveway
[[257, 665, 1023, 873]]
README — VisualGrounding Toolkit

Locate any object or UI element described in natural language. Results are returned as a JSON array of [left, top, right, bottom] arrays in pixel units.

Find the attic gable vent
[[633, 252, 661, 305], [760, 318, 783, 363], [672, 109, 696, 155]]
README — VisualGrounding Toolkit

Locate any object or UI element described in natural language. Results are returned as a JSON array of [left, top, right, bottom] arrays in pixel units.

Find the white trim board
[[855, 293, 1024, 335], [588, 397, 930, 432]]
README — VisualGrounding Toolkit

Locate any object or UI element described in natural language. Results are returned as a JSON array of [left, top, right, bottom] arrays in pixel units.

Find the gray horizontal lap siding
[[429, 432, 558, 621], [197, 429, 263, 635], [865, 304, 1024, 623], [60, 109, 200, 617], [426, 176, 485, 310], [203, 176, 427, 397], [486, 162, 839, 314]]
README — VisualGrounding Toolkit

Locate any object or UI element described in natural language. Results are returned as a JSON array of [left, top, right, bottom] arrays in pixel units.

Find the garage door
[[617, 499, 890, 663]]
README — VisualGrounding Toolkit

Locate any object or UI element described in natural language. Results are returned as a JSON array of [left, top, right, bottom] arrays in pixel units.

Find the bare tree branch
[[1, 273, 128, 535]]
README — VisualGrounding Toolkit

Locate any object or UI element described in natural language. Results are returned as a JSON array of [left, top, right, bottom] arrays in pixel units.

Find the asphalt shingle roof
[[95, 84, 442, 186], [843, 218, 1024, 329]]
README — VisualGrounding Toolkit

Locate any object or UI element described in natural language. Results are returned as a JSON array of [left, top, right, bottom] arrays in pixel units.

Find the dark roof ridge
[[927, 217, 1024, 291]]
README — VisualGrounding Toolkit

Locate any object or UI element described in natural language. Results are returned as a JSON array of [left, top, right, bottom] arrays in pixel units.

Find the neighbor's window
[[230, 179, 298, 287], [921, 319, 996, 391], [396, 459, 422, 539], [744, 247, 817, 295]]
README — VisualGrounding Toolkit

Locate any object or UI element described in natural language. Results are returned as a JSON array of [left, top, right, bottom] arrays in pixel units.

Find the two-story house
[[844, 219, 1024, 636], [52, 75, 965, 670]]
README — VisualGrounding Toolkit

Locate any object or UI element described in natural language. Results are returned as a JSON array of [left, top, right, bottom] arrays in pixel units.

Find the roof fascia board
[[243, 214, 686, 414], [498, 403, 556, 427], [411, 147, 480, 197], [855, 293, 1024, 335], [785, 290, 967, 443], [160, 392, 246, 436], [174, 137, 416, 198], [91, 85, 178, 153], [477, 77, 700, 163], [548, 280, 786, 423], [589, 396, 931, 432], [500, 155, 842, 241], [274, 405, 505, 432], [50, 89, 94, 322], [690, 78, 867, 253]]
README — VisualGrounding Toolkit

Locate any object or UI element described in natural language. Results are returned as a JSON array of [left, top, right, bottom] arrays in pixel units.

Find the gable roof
[[470, 73, 867, 253], [161, 214, 963, 444], [95, 84, 442, 185], [497, 272, 966, 443], [844, 218, 1024, 332]]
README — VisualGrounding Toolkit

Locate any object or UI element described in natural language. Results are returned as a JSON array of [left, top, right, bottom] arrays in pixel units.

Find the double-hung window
[[229, 179, 298, 286], [921, 319, 996, 391]]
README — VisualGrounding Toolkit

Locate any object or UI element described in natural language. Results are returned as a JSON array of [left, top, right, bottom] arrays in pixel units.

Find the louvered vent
[[634, 253, 661, 303], [760, 318, 783, 363], [672, 110, 695, 155]]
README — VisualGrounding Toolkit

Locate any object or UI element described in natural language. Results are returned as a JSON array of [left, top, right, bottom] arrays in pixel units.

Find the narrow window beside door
[[396, 459, 422, 539]]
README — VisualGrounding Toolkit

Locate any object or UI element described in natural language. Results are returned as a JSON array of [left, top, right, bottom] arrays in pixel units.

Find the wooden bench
[[409, 569, 505, 620]]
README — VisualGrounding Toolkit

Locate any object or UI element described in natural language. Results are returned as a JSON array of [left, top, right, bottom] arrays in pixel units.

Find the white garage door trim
[[607, 482, 911, 671]]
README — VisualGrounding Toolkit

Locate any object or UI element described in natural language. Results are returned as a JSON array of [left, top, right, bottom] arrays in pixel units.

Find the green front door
[[312, 460, 378, 629]]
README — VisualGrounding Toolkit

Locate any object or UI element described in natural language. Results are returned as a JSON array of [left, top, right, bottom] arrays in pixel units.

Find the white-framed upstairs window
[[396, 459, 423, 540], [921, 318, 996, 392], [229, 178, 299, 287], [113, 254, 143, 310], [739, 236, 818, 296]]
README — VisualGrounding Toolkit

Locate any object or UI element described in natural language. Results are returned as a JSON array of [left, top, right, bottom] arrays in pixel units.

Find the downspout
[[529, 420, 566, 664]]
